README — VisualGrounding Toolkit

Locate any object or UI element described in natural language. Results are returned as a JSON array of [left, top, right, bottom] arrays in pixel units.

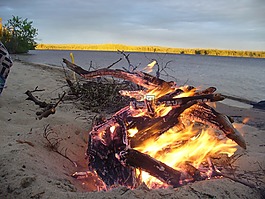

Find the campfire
[[63, 59, 246, 190]]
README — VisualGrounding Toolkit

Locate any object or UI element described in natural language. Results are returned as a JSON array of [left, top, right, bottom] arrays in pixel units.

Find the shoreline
[[0, 61, 264, 198], [35, 43, 265, 58]]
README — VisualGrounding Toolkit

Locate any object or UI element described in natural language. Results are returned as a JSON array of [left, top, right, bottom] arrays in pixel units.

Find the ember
[[63, 59, 246, 190]]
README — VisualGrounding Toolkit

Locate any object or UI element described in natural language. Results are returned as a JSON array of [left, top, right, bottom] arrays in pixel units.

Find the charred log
[[87, 117, 138, 188]]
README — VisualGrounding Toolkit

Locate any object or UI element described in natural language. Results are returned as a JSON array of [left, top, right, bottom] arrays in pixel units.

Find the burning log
[[185, 102, 246, 149], [64, 58, 246, 189], [157, 93, 225, 106], [127, 101, 197, 148], [179, 162, 203, 182], [119, 148, 183, 188]]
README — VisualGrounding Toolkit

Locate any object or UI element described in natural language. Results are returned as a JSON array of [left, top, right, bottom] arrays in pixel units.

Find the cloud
[[1, 0, 264, 50]]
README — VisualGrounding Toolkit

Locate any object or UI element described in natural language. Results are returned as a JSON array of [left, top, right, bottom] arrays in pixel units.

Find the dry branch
[[16, 139, 35, 147], [25, 89, 48, 108], [43, 124, 77, 167], [25, 89, 66, 119]]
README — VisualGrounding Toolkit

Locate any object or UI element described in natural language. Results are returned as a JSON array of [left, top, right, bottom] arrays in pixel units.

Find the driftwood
[[25, 88, 66, 119], [62, 60, 137, 112], [187, 103, 246, 149], [63, 58, 173, 91], [65, 78, 79, 96], [180, 162, 203, 182], [25, 89, 47, 108]]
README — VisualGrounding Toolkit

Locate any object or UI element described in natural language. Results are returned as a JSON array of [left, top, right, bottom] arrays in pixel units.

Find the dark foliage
[[0, 16, 38, 54]]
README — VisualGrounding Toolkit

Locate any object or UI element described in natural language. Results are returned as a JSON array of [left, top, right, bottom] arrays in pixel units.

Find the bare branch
[[107, 58, 122, 69], [43, 124, 77, 167]]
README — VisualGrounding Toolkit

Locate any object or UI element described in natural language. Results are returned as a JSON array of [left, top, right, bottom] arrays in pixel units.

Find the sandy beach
[[0, 60, 264, 198]]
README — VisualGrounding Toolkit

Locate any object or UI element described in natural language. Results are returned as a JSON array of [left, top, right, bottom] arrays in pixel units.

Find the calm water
[[13, 50, 265, 107]]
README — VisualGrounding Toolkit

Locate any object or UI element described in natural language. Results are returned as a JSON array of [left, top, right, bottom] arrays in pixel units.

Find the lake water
[[13, 50, 265, 108]]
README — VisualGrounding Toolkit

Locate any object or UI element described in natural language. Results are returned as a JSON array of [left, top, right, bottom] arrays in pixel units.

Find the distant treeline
[[36, 43, 265, 58]]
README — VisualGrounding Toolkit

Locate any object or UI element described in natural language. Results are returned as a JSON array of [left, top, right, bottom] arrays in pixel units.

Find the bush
[[0, 16, 38, 54]]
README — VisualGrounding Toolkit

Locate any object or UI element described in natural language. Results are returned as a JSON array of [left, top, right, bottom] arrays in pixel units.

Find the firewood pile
[[66, 77, 135, 112], [63, 58, 248, 190]]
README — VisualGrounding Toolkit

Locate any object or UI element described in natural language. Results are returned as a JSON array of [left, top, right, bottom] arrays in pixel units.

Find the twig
[[43, 124, 62, 149], [229, 153, 244, 164], [37, 107, 56, 120], [221, 94, 255, 105], [25, 86, 66, 119], [207, 157, 256, 189], [31, 86, 45, 92], [107, 58, 122, 69], [53, 92, 66, 108], [88, 60, 97, 71], [16, 139, 34, 147], [160, 60, 173, 73], [118, 50, 137, 72], [65, 78, 79, 96], [43, 124, 77, 167], [221, 172, 256, 188], [38, 92, 66, 120]]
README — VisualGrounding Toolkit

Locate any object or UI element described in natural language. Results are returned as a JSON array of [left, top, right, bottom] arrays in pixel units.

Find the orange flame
[[242, 117, 250, 124], [125, 83, 238, 188], [135, 126, 237, 187], [128, 127, 138, 137], [144, 60, 157, 73]]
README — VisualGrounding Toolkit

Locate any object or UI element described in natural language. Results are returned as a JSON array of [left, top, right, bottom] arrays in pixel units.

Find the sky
[[1, 0, 265, 50]]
